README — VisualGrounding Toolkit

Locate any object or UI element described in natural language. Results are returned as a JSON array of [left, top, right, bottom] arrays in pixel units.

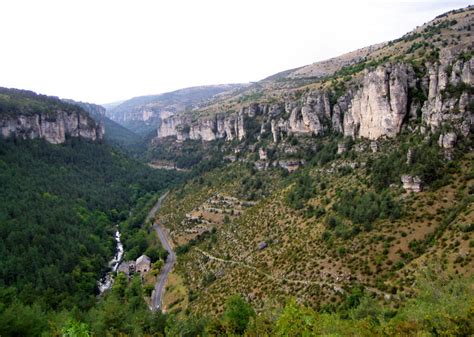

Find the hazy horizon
[[0, 0, 471, 104]]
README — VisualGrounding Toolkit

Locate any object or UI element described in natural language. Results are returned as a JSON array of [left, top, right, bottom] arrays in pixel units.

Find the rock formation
[[1, 111, 104, 144], [421, 59, 473, 135], [401, 175, 422, 193], [154, 56, 472, 145], [343, 63, 414, 139]]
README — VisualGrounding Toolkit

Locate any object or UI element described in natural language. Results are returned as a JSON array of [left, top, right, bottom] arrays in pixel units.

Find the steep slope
[[106, 84, 248, 135], [0, 89, 184, 312], [65, 99, 145, 154], [153, 6, 472, 150], [150, 6, 474, 316], [0, 88, 104, 144]]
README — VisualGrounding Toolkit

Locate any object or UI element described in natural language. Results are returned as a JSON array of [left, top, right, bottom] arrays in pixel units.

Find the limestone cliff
[[0, 88, 104, 144], [154, 7, 473, 145], [156, 56, 472, 145], [106, 84, 247, 134], [421, 57, 473, 136], [342, 63, 414, 139]]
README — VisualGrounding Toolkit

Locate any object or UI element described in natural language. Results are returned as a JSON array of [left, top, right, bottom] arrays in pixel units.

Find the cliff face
[[421, 58, 473, 136], [157, 113, 246, 142], [343, 63, 414, 139], [156, 57, 473, 144], [106, 84, 247, 134], [0, 88, 104, 144], [1, 110, 104, 144]]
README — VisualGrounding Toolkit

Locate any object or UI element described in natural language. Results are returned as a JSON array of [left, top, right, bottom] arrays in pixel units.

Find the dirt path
[[195, 248, 392, 298]]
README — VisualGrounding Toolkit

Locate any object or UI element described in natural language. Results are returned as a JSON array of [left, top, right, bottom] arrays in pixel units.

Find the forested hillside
[[0, 137, 183, 322], [0, 5, 473, 337]]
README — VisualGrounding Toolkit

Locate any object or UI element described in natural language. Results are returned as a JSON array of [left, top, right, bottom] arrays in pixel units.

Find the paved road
[[151, 222, 176, 311], [148, 192, 176, 311]]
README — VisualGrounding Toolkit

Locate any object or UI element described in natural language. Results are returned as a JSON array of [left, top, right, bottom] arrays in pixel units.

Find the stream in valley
[[98, 228, 124, 293]]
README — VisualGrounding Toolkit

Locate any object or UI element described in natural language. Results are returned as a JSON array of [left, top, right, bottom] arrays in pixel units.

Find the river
[[97, 228, 124, 293]]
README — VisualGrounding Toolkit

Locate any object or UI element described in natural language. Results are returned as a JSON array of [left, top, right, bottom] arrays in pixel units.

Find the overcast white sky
[[0, 0, 471, 104]]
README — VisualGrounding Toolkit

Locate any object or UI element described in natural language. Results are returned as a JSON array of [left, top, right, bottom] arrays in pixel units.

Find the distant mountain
[[154, 6, 473, 146], [105, 84, 249, 135], [102, 100, 125, 111]]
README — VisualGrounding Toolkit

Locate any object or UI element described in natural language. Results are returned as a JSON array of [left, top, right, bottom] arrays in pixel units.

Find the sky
[[0, 0, 471, 104]]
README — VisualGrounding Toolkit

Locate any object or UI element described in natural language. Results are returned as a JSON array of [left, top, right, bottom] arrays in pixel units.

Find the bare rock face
[[421, 59, 473, 133], [190, 118, 217, 141], [344, 63, 413, 139], [157, 112, 246, 142], [271, 120, 279, 143], [332, 94, 351, 133], [155, 56, 472, 146], [1, 111, 104, 144], [370, 141, 378, 153], [287, 91, 330, 136], [157, 117, 183, 139], [406, 148, 414, 165], [278, 159, 303, 172], [438, 132, 457, 149], [337, 142, 347, 154], [236, 112, 246, 141], [401, 175, 422, 193]]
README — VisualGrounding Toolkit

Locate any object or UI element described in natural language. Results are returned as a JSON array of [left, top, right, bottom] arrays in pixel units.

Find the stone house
[[117, 261, 135, 276], [136, 255, 151, 274]]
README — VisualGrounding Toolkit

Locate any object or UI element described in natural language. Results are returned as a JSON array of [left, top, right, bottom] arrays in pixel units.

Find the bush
[[334, 189, 402, 229], [222, 295, 255, 334]]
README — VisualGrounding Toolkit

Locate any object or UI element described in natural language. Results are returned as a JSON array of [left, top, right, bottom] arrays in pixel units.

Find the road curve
[[147, 192, 176, 311], [151, 222, 176, 311]]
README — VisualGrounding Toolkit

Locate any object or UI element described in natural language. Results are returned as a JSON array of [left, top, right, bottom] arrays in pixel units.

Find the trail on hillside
[[195, 248, 392, 298]]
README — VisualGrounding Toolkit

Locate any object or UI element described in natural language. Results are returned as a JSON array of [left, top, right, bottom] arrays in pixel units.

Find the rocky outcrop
[[157, 112, 246, 142], [438, 132, 457, 149], [106, 84, 247, 134], [1, 110, 104, 144], [401, 175, 422, 193], [155, 56, 472, 145], [343, 63, 414, 139], [278, 159, 303, 172], [370, 141, 378, 153], [337, 142, 347, 154], [288, 91, 330, 136], [421, 59, 473, 135]]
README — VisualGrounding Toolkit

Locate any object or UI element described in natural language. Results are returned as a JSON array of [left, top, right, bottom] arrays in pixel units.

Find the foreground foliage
[[1, 268, 471, 336]]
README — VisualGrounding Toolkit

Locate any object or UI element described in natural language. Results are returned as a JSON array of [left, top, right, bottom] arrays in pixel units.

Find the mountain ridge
[[105, 83, 250, 135]]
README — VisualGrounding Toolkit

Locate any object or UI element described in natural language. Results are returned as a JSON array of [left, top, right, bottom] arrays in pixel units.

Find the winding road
[[146, 192, 177, 311]]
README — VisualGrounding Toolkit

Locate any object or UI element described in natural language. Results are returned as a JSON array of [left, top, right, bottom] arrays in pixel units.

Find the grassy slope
[[155, 136, 473, 315]]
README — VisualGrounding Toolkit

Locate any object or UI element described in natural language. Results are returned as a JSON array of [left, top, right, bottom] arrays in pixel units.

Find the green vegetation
[[286, 175, 317, 210], [0, 138, 183, 311], [367, 135, 445, 190], [0, 87, 88, 119], [1, 267, 471, 336], [101, 116, 148, 156], [334, 189, 402, 230]]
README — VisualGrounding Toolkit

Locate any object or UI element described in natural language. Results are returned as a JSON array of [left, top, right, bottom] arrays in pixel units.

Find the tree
[[274, 299, 316, 336], [222, 295, 256, 334]]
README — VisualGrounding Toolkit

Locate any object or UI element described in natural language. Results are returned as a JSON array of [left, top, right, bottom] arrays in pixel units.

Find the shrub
[[221, 295, 255, 334], [334, 189, 402, 229]]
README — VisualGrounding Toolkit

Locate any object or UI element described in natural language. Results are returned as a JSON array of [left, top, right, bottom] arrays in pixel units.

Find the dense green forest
[[0, 87, 88, 119], [0, 138, 183, 313]]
